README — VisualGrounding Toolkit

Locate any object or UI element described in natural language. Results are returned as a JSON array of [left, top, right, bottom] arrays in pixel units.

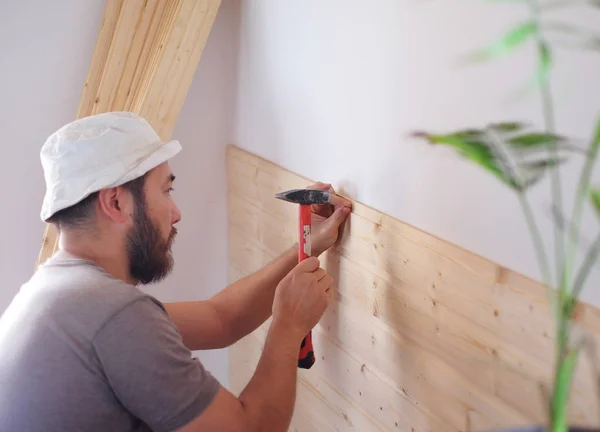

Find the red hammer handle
[[297, 204, 315, 369], [298, 204, 311, 261]]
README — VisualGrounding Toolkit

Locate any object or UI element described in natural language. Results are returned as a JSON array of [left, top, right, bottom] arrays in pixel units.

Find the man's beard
[[126, 202, 177, 285]]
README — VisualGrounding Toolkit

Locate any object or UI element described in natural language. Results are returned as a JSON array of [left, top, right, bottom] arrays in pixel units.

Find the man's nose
[[172, 203, 182, 224]]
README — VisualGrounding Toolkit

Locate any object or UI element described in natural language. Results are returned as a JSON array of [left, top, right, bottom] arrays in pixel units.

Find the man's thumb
[[328, 206, 349, 228]]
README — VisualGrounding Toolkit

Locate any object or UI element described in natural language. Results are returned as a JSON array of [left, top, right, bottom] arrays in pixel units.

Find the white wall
[[0, 0, 106, 311], [233, 0, 600, 307], [0, 0, 239, 386]]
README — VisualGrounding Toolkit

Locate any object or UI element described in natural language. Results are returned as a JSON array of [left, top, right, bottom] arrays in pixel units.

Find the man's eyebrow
[[166, 174, 176, 184]]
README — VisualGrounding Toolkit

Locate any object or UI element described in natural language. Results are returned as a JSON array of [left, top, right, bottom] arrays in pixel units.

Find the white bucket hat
[[40, 111, 182, 222]]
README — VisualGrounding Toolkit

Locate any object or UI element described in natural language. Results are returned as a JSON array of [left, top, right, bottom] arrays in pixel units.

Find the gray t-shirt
[[0, 250, 221, 431]]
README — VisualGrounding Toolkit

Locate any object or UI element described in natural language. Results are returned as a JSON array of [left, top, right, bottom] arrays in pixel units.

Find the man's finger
[[324, 206, 351, 231], [325, 286, 335, 302], [306, 184, 352, 220], [318, 274, 333, 291], [329, 192, 352, 209], [306, 182, 330, 191], [311, 183, 352, 208], [313, 268, 327, 281], [297, 256, 320, 272]]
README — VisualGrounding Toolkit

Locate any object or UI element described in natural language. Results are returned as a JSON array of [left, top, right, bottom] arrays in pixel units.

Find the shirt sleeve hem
[[154, 369, 223, 432]]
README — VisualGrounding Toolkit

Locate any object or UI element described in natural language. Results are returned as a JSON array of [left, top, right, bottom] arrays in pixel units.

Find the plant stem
[[572, 232, 600, 298], [530, 0, 566, 288], [542, 80, 566, 283], [518, 192, 556, 311], [566, 137, 600, 293], [568, 120, 600, 297], [550, 313, 579, 432], [529, 4, 572, 429]]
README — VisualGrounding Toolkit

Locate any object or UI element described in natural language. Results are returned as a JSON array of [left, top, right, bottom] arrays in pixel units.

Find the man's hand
[[308, 182, 353, 257], [272, 256, 334, 342]]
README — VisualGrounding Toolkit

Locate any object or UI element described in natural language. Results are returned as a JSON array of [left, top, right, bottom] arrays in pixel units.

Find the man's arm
[[165, 183, 351, 351], [176, 256, 333, 432], [164, 245, 298, 351], [175, 318, 304, 432]]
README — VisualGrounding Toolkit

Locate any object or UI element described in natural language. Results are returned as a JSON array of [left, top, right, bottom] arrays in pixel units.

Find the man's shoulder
[[17, 251, 167, 338]]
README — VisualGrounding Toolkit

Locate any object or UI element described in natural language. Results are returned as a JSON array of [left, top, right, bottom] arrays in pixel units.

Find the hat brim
[[41, 139, 182, 222]]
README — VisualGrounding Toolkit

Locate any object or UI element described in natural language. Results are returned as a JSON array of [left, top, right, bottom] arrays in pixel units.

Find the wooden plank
[[35, 0, 221, 268], [227, 145, 600, 431], [230, 322, 392, 432], [228, 226, 532, 430]]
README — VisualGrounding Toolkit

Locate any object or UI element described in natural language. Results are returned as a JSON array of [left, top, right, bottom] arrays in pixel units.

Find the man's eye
[[167, 188, 174, 193]]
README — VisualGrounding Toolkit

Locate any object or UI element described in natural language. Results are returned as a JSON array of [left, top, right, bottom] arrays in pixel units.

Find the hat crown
[[39, 111, 181, 221], [41, 111, 159, 175]]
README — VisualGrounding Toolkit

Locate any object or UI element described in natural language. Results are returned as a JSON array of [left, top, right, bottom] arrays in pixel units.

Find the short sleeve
[[93, 298, 221, 432]]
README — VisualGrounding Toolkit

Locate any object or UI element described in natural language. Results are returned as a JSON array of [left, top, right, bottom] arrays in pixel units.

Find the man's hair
[[47, 174, 147, 231]]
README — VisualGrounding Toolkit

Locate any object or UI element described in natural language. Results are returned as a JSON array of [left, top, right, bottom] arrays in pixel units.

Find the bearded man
[[0, 112, 352, 432]]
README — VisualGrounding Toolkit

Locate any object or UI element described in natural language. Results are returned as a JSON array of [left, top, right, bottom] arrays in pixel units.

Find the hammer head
[[274, 188, 331, 205]]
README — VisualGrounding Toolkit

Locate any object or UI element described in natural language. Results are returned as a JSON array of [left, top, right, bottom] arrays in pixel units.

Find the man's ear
[[97, 187, 134, 224]]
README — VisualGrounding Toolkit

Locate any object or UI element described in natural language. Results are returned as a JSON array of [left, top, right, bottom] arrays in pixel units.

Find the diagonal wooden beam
[[36, 0, 221, 269]]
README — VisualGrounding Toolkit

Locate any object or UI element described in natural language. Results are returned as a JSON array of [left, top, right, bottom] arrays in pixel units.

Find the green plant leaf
[[590, 38, 600, 50], [592, 118, 600, 154], [520, 157, 568, 188], [465, 21, 538, 61], [506, 42, 552, 100], [507, 132, 566, 148], [488, 122, 529, 132], [486, 122, 581, 154], [411, 131, 495, 163], [506, 133, 587, 156], [500, 41, 551, 99], [590, 188, 600, 217], [411, 122, 572, 192], [411, 131, 513, 186], [534, 42, 552, 88]]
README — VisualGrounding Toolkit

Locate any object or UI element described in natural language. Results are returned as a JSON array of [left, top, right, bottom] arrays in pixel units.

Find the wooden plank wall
[[227, 146, 600, 431]]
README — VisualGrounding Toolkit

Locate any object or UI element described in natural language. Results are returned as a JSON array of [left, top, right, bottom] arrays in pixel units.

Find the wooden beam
[[36, 0, 221, 268], [226, 145, 600, 431]]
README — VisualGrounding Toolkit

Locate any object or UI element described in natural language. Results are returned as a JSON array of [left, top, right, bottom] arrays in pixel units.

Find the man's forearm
[[209, 245, 299, 345], [172, 320, 313, 432], [163, 245, 299, 351], [239, 320, 302, 431]]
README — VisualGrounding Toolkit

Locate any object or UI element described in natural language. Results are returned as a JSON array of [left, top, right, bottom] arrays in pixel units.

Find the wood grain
[[227, 145, 600, 431], [35, 0, 221, 268]]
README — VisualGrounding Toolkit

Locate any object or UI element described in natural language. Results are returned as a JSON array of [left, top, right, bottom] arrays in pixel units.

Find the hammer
[[274, 187, 332, 369]]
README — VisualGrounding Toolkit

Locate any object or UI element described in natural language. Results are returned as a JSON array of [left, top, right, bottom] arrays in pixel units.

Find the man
[[0, 112, 352, 431]]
